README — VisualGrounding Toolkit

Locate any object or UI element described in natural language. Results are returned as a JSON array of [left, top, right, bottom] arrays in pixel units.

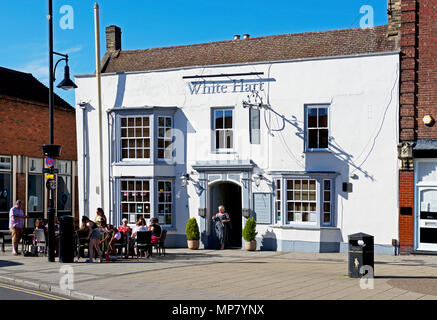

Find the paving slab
[[2, 248, 437, 300]]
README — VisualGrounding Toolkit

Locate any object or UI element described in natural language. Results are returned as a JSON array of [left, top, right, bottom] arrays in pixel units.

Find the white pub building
[[75, 25, 400, 253]]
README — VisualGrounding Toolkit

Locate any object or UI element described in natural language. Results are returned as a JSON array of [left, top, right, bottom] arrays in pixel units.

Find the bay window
[[157, 116, 173, 160], [120, 116, 151, 160], [121, 179, 151, 224], [274, 173, 337, 227]]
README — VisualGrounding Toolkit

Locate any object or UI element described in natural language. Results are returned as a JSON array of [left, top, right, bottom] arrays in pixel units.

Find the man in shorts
[[9, 200, 28, 255]]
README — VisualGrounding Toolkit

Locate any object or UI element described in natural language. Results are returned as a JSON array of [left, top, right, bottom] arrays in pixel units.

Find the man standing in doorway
[[9, 200, 28, 255]]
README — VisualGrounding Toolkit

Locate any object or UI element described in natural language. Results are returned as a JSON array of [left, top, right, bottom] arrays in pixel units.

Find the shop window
[[28, 158, 44, 214], [157, 180, 172, 225], [306, 105, 329, 151], [120, 116, 151, 160], [0, 156, 12, 213], [57, 160, 72, 213], [213, 108, 233, 150], [121, 179, 151, 224]]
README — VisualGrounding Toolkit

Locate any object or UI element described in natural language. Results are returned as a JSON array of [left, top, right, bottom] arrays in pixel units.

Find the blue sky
[[0, 0, 388, 106]]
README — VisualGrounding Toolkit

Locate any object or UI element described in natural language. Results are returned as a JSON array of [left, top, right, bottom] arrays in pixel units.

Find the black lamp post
[[43, 0, 77, 262]]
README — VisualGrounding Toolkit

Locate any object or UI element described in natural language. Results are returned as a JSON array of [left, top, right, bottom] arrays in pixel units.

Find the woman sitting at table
[[131, 219, 148, 239], [118, 218, 132, 234], [148, 217, 161, 245]]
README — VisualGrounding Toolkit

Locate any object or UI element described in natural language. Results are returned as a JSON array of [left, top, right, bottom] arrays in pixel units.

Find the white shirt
[[132, 226, 148, 238]]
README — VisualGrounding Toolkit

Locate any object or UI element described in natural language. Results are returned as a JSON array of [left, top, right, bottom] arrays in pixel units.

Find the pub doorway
[[209, 181, 242, 249]]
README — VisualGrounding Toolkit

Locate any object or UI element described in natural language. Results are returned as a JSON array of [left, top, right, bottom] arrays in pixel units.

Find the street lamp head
[[56, 64, 77, 90]]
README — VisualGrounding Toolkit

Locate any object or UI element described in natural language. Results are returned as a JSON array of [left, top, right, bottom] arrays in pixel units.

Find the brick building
[[0, 66, 78, 229], [394, 0, 437, 253]]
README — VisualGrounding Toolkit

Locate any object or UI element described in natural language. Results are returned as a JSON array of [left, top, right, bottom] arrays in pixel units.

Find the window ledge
[[304, 149, 332, 154], [269, 225, 339, 231], [210, 150, 238, 155], [113, 161, 154, 166]]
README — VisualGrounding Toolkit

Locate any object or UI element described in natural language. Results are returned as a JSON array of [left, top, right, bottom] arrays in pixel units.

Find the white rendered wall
[[75, 53, 399, 249]]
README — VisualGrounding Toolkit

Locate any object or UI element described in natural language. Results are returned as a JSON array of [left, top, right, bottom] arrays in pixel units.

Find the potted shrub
[[243, 217, 258, 251], [186, 217, 200, 250]]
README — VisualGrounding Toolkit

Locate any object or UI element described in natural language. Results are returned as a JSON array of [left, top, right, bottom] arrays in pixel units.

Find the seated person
[[145, 217, 161, 258], [148, 217, 162, 244], [131, 219, 148, 239], [35, 218, 45, 230], [118, 218, 132, 234], [33, 218, 46, 253]]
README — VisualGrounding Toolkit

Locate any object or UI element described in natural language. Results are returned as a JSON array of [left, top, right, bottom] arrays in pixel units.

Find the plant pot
[[244, 240, 257, 251], [187, 240, 199, 250]]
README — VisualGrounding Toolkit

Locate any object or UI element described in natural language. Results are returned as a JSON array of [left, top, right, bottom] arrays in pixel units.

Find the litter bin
[[348, 232, 374, 278], [59, 215, 74, 263]]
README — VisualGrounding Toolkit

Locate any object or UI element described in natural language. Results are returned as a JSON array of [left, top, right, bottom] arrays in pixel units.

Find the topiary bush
[[242, 217, 257, 242], [185, 217, 200, 241]]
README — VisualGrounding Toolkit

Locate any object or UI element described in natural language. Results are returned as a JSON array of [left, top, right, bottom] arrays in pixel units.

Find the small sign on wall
[[253, 193, 272, 224]]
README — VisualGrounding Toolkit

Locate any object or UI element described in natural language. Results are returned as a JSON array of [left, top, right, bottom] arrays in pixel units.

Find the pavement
[[1, 246, 437, 300]]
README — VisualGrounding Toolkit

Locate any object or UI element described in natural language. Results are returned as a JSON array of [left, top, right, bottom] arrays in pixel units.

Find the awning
[[413, 140, 437, 158]]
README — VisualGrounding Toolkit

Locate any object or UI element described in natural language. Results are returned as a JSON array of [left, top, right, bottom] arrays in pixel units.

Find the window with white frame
[[157, 116, 173, 159], [213, 108, 233, 150], [121, 179, 151, 224], [0, 156, 12, 213], [306, 105, 329, 150], [323, 180, 332, 225], [157, 180, 172, 225], [274, 175, 335, 227], [286, 179, 317, 223], [275, 179, 281, 223], [120, 116, 151, 160]]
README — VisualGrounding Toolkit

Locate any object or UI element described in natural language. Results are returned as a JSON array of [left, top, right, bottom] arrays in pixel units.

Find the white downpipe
[[94, 3, 105, 211]]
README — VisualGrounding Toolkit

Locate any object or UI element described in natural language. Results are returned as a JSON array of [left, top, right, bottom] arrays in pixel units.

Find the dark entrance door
[[209, 182, 242, 248]]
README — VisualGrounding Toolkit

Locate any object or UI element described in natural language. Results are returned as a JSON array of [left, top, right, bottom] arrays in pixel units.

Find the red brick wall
[[399, 170, 415, 253], [399, 0, 418, 142], [398, 0, 437, 253], [416, 0, 437, 138], [0, 95, 77, 160]]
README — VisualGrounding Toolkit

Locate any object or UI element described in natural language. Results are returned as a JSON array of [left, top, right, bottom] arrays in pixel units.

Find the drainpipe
[[79, 103, 88, 217], [107, 110, 113, 225], [94, 2, 105, 212]]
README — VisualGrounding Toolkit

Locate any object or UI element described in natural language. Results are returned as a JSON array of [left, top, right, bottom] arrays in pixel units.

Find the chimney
[[243, 34, 250, 39], [106, 25, 122, 51], [387, 0, 401, 38], [233, 34, 241, 40]]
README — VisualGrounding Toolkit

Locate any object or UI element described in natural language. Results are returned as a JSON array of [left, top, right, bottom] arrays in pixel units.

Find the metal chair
[[21, 228, 34, 254], [114, 231, 130, 259], [33, 229, 47, 256], [135, 231, 151, 258], [75, 229, 90, 260], [153, 229, 167, 256]]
